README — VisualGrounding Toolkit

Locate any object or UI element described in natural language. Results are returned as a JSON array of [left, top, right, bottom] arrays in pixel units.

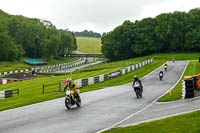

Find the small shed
[[0, 73, 36, 84]]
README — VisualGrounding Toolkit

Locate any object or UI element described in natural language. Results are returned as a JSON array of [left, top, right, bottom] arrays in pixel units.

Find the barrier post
[[43, 84, 45, 94], [59, 81, 62, 92], [169, 88, 172, 96]]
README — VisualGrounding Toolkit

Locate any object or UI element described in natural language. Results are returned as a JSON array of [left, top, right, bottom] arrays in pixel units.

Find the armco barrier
[[52, 58, 153, 92], [0, 89, 19, 100], [82, 79, 89, 87], [71, 58, 154, 88], [104, 74, 109, 81], [94, 76, 100, 83], [0, 58, 85, 75]]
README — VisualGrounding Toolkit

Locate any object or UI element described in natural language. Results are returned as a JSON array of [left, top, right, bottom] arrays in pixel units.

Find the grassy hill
[[76, 37, 102, 54]]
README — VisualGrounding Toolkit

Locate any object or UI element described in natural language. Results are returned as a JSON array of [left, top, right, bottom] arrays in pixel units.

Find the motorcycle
[[159, 73, 163, 80], [164, 65, 168, 71], [134, 87, 142, 98], [172, 57, 175, 63], [133, 81, 143, 98], [65, 88, 81, 109]]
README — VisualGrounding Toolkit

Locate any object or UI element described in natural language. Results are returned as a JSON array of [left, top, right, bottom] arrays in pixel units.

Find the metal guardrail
[[61, 54, 105, 58], [0, 89, 19, 99]]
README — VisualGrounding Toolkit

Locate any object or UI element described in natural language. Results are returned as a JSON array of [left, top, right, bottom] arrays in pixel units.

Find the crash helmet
[[134, 75, 138, 80], [64, 78, 72, 84]]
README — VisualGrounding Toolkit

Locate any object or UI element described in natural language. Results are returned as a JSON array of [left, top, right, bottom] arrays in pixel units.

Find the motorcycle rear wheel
[[139, 91, 142, 98], [135, 89, 142, 98]]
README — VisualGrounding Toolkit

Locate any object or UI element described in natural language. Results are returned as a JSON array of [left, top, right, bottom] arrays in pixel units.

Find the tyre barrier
[[183, 74, 200, 98], [0, 89, 19, 99]]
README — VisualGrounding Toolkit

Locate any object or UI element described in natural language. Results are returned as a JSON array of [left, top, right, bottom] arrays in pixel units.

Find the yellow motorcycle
[[65, 88, 81, 109], [164, 65, 168, 71]]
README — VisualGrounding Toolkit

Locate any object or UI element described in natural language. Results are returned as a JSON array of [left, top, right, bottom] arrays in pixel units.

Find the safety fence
[[72, 58, 153, 88], [42, 82, 62, 94], [0, 89, 19, 99], [0, 58, 88, 76], [56, 58, 154, 91], [42, 58, 153, 94]]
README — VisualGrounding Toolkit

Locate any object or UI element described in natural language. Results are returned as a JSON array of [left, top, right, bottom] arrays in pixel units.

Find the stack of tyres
[[185, 78, 194, 98]]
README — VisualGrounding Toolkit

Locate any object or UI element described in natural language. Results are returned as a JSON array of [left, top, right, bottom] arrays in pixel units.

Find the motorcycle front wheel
[[65, 97, 71, 109]]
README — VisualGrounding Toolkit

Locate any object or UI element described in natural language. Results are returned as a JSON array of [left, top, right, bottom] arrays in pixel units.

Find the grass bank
[[149, 53, 200, 60], [0, 58, 163, 111], [104, 110, 200, 133]]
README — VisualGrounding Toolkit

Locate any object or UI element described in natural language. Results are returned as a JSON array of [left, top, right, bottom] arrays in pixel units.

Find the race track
[[0, 61, 188, 133]]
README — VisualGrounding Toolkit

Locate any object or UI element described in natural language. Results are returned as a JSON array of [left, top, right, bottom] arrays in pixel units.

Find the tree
[[0, 25, 24, 61], [45, 34, 61, 58]]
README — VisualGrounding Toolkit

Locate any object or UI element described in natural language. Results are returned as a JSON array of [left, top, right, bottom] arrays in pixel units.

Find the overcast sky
[[0, 0, 199, 33]]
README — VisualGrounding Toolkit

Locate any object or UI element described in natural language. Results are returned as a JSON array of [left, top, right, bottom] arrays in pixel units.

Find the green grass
[[0, 53, 199, 111], [149, 53, 200, 60], [159, 60, 199, 102], [0, 58, 163, 111], [104, 110, 200, 133], [0, 59, 31, 72], [0, 57, 78, 73], [76, 37, 102, 54]]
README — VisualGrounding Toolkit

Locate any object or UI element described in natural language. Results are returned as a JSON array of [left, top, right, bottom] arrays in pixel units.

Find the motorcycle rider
[[159, 71, 164, 80], [172, 57, 175, 63], [164, 63, 168, 71], [64, 78, 79, 99], [132, 75, 143, 92]]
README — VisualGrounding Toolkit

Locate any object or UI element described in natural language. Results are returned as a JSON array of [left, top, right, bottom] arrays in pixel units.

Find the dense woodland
[[75, 30, 101, 38], [102, 8, 200, 60], [0, 10, 77, 61]]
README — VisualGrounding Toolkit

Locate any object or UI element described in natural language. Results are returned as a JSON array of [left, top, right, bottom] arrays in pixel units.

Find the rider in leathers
[[64, 78, 79, 99], [132, 75, 143, 92]]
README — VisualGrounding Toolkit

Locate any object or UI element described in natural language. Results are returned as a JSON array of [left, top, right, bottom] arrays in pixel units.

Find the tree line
[[0, 9, 77, 61], [101, 8, 200, 61], [75, 30, 101, 38]]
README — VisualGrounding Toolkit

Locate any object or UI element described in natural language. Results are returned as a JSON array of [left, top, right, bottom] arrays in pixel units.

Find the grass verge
[[159, 60, 199, 102], [104, 110, 200, 133], [0, 59, 164, 111], [149, 53, 200, 60]]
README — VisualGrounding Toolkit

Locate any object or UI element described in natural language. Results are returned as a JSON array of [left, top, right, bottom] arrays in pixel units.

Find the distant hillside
[[75, 30, 101, 38], [77, 37, 102, 54]]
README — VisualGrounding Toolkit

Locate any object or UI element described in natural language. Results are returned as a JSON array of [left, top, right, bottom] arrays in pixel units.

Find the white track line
[[118, 107, 200, 128], [96, 61, 189, 133]]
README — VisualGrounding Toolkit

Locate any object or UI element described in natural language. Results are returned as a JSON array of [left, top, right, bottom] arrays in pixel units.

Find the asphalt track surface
[[56, 59, 102, 73], [0, 61, 187, 133]]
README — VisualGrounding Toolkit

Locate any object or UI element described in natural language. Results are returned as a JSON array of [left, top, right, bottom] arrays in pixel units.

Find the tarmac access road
[[56, 59, 102, 73], [0, 61, 188, 133]]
